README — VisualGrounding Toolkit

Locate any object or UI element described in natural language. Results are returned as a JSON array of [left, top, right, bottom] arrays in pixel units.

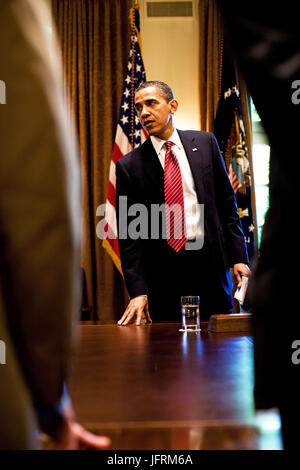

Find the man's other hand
[[117, 296, 152, 326], [233, 263, 251, 288]]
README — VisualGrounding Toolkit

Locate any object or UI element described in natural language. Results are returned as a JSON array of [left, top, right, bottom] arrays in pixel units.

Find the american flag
[[214, 47, 255, 259], [102, 3, 148, 273]]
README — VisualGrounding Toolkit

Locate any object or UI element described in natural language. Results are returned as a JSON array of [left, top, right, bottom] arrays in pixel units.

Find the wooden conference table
[[69, 321, 282, 450]]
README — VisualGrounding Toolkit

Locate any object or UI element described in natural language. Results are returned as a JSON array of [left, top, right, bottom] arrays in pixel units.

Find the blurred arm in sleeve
[[0, 0, 109, 448]]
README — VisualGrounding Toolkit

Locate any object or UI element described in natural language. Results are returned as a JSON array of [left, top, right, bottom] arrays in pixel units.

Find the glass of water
[[179, 295, 200, 332]]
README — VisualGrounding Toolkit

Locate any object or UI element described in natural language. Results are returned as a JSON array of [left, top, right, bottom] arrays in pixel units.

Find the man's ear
[[169, 99, 178, 114]]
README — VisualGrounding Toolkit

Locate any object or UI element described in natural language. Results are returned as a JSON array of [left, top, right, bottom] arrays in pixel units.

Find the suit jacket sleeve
[[116, 159, 149, 298], [210, 133, 249, 265], [0, 0, 80, 434]]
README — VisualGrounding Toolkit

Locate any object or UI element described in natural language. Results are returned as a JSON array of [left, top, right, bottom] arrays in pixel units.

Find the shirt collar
[[150, 128, 182, 156]]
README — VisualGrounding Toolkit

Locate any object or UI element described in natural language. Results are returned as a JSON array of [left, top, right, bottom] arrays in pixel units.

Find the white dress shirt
[[150, 129, 203, 242]]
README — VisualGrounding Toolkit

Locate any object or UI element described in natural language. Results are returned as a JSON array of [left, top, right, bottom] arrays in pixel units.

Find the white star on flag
[[232, 85, 240, 97], [125, 75, 131, 84], [120, 115, 129, 125], [121, 102, 129, 111], [123, 88, 130, 98]]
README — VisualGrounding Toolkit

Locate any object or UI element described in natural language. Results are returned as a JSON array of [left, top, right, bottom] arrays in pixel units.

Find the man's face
[[135, 86, 178, 140]]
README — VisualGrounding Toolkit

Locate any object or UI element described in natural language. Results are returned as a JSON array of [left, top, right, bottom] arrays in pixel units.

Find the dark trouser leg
[[148, 241, 232, 321], [178, 241, 232, 320]]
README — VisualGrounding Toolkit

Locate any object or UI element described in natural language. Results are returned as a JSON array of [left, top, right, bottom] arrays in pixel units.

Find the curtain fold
[[51, 0, 132, 321], [198, 0, 223, 132]]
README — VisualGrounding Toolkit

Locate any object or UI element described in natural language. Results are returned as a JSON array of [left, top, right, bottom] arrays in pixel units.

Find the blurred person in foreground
[[0, 0, 110, 450], [218, 0, 300, 449]]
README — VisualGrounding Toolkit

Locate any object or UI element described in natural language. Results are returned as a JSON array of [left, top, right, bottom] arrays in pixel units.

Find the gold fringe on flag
[[102, 239, 123, 276], [130, 3, 144, 55]]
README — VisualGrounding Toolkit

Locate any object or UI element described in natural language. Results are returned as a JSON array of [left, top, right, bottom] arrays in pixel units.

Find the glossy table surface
[[69, 322, 282, 449]]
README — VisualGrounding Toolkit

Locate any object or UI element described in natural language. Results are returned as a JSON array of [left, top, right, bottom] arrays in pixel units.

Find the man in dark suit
[[116, 81, 250, 326]]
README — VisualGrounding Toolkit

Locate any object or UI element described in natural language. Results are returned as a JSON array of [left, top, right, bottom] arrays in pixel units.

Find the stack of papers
[[234, 276, 249, 305]]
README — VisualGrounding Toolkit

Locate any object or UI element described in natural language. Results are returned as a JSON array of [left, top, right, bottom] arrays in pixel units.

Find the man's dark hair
[[135, 81, 174, 102]]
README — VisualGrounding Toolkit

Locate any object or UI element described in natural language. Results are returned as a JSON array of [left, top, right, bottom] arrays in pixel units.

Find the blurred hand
[[41, 403, 111, 450], [233, 263, 251, 289], [117, 295, 152, 326]]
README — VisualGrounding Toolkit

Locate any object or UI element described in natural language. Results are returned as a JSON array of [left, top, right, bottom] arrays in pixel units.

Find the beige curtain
[[199, 0, 223, 132], [51, 0, 132, 321]]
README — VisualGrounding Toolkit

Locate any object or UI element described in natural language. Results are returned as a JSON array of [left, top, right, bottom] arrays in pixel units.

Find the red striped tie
[[164, 141, 187, 252]]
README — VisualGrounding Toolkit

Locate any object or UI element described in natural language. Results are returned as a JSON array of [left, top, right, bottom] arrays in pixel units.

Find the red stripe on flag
[[103, 222, 120, 253], [104, 225, 120, 258], [112, 142, 123, 165], [107, 180, 116, 207], [228, 165, 240, 193]]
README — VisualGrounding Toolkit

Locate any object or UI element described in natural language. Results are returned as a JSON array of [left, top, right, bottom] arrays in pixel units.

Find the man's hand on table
[[117, 295, 152, 326], [233, 263, 251, 288]]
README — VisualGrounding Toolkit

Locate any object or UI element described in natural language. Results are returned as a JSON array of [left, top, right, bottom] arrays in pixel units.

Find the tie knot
[[165, 141, 173, 151]]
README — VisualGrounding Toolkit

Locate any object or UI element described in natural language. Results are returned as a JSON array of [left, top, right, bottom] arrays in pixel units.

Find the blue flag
[[214, 49, 255, 260]]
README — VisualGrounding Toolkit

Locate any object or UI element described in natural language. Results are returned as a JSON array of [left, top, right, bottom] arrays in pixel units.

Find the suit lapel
[[141, 137, 164, 200], [140, 131, 206, 204], [177, 130, 205, 204]]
